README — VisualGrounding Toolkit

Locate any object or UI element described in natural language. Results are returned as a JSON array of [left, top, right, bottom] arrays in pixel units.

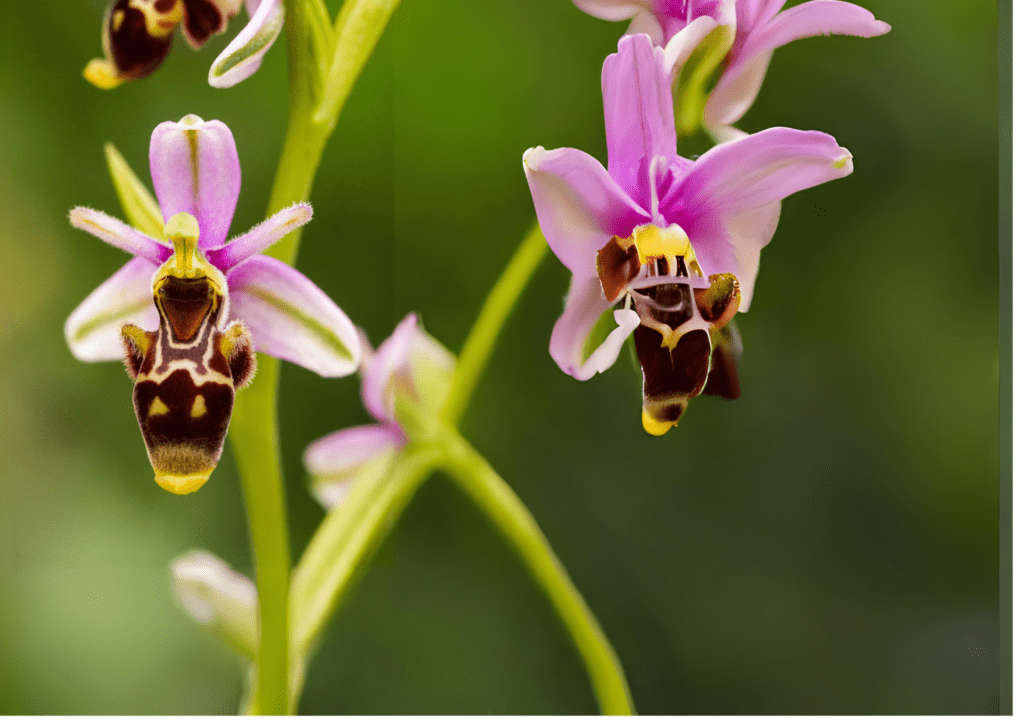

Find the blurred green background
[[0, 0, 1001, 715]]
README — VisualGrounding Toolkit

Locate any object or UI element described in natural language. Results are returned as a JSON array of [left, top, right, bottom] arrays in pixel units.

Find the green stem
[[229, 0, 401, 713], [440, 432, 635, 715], [228, 355, 291, 715], [291, 445, 442, 654], [443, 221, 548, 425], [440, 436, 630, 716]]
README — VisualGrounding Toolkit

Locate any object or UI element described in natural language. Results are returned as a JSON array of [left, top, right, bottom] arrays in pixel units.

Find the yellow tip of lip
[[155, 470, 213, 495], [83, 59, 124, 90], [642, 409, 677, 436]]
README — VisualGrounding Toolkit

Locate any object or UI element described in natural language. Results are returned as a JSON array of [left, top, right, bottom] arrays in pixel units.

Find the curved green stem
[[443, 221, 548, 425], [439, 432, 635, 715], [229, 355, 291, 715], [291, 444, 442, 655]]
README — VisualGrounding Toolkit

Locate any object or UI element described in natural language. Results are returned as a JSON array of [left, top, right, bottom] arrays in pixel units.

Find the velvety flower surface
[[84, 0, 284, 89], [304, 314, 454, 509], [524, 33, 853, 433], [66, 115, 359, 492], [572, 0, 890, 137]]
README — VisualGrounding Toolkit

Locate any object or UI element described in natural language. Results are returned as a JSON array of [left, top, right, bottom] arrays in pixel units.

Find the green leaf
[[104, 142, 164, 239]]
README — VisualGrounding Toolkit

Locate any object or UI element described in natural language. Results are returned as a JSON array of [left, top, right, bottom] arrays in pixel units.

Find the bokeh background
[[0, 0, 1002, 715]]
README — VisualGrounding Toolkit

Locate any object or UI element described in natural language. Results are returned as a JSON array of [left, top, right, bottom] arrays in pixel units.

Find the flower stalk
[[442, 221, 549, 426], [229, 0, 404, 714], [439, 431, 635, 715]]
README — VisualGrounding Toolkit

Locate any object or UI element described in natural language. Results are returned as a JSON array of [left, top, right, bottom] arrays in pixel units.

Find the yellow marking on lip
[[155, 470, 213, 495], [642, 408, 676, 436], [190, 395, 207, 418], [148, 397, 170, 417], [112, 9, 126, 32]]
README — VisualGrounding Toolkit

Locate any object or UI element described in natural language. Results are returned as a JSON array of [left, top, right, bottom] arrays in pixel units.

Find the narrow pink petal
[[227, 255, 360, 377], [150, 116, 241, 250], [704, 48, 773, 129], [625, 13, 669, 47], [572, 0, 649, 23], [668, 127, 849, 310], [303, 424, 404, 509], [208, 0, 284, 88], [524, 146, 649, 277], [676, 126, 853, 216], [65, 257, 159, 362], [304, 424, 404, 473], [362, 313, 419, 422], [713, 1, 890, 126], [663, 15, 719, 79], [207, 203, 313, 271], [602, 33, 677, 195], [735, 0, 787, 33], [550, 274, 640, 381], [69, 208, 171, 265]]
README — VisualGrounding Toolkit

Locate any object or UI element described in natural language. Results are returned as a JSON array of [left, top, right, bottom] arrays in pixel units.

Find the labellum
[[85, 0, 242, 89], [121, 213, 255, 494], [596, 224, 740, 436]]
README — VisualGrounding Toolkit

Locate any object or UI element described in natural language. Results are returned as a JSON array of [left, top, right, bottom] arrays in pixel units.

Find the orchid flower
[[523, 33, 853, 434], [572, 0, 890, 138], [171, 550, 259, 658], [66, 115, 360, 494], [84, 0, 284, 89], [304, 314, 455, 509]]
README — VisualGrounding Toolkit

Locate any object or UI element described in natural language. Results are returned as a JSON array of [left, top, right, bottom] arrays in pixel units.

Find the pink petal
[[150, 115, 241, 250], [206, 203, 313, 271], [362, 313, 420, 422], [209, 0, 285, 88], [602, 33, 678, 198], [666, 127, 850, 310], [711, 0, 891, 126], [65, 257, 159, 362], [549, 274, 640, 381], [524, 146, 649, 277], [227, 255, 360, 377], [674, 126, 853, 216], [303, 423, 405, 509], [69, 208, 170, 265]]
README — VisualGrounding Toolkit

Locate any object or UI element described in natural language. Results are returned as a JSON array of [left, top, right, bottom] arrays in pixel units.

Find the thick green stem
[[440, 432, 635, 715], [229, 355, 292, 715], [229, 0, 401, 713], [443, 221, 548, 425]]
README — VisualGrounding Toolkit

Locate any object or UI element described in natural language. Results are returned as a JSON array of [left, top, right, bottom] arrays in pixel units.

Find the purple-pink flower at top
[[304, 314, 455, 508], [84, 0, 284, 89], [66, 114, 360, 493], [573, 0, 890, 137], [524, 33, 853, 434]]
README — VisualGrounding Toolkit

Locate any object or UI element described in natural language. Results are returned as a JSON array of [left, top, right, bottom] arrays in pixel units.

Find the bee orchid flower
[[524, 33, 853, 434], [304, 314, 455, 509], [66, 115, 360, 494], [572, 0, 890, 138], [84, 0, 284, 89]]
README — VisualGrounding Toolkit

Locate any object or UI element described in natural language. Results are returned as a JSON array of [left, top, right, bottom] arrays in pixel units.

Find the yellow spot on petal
[[642, 408, 676, 436], [833, 154, 852, 169], [154, 470, 213, 495], [190, 395, 207, 418], [148, 397, 170, 417], [111, 9, 125, 32]]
